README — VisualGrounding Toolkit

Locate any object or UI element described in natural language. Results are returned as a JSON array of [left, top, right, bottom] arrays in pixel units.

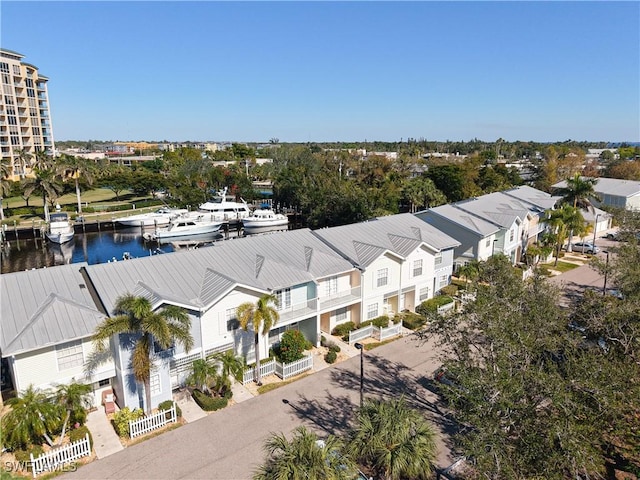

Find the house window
[[485, 239, 491, 248], [98, 378, 110, 387], [439, 275, 448, 288], [419, 287, 430, 301], [275, 288, 291, 310], [226, 308, 239, 331], [367, 303, 378, 320], [376, 268, 389, 288], [333, 307, 347, 323], [435, 253, 443, 266], [413, 259, 423, 277], [510, 229, 515, 242], [56, 340, 84, 370], [325, 276, 338, 296], [150, 374, 161, 396]]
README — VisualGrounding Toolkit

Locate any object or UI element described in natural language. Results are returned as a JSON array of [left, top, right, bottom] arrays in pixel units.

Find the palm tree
[[1, 385, 64, 449], [546, 205, 587, 265], [254, 426, 356, 480], [0, 158, 12, 221], [558, 173, 600, 210], [14, 148, 33, 179], [457, 260, 480, 290], [21, 166, 64, 222], [187, 358, 217, 395], [92, 294, 194, 414], [237, 294, 279, 386], [346, 397, 437, 480], [54, 382, 93, 444], [209, 349, 245, 383], [60, 154, 94, 214]]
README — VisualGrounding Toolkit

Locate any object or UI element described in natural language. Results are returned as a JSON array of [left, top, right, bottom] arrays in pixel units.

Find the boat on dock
[[143, 213, 223, 242], [242, 209, 289, 233], [196, 187, 251, 223], [45, 211, 75, 244], [115, 207, 188, 227]]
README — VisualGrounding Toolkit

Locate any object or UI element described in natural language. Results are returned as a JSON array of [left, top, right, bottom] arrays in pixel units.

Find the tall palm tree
[[558, 173, 600, 210], [21, 166, 64, 221], [546, 205, 587, 265], [14, 148, 33, 179], [457, 260, 480, 290], [0, 385, 64, 449], [187, 358, 217, 394], [237, 294, 279, 386], [209, 349, 245, 383], [254, 426, 356, 480], [60, 154, 94, 214], [92, 294, 194, 414], [54, 382, 93, 444], [346, 397, 437, 480], [0, 158, 12, 221]]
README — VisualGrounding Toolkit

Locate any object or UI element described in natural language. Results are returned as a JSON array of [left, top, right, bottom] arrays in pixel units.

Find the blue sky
[[2, 1, 639, 143]]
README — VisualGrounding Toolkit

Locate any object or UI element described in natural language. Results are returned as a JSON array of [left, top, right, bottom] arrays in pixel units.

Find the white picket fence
[[348, 320, 404, 344], [30, 433, 91, 478], [437, 301, 456, 315], [275, 354, 314, 380], [242, 358, 276, 384], [129, 402, 177, 439]]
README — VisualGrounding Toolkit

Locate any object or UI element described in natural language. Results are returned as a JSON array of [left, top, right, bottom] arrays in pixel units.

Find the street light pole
[[602, 250, 610, 296], [354, 342, 364, 408]]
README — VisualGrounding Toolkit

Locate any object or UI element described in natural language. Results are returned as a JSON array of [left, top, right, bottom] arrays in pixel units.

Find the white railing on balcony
[[30, 433, 91, 478], [277, 298, 317, 323], [275, 354, 314, 380], [129, 402, 177, 439], [242, 358, 276, 384], [319, 286, 361, 311]]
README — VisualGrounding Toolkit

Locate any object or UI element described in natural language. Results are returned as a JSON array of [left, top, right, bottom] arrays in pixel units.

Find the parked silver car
[[571, 242, 600, 254]]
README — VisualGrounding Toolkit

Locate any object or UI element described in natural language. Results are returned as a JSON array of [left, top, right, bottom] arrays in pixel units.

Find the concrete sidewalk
[[85, 408, 123, 459], [173, 389, 207, 423]]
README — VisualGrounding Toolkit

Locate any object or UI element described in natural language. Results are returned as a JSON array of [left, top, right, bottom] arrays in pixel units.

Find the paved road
[[65, 335, 454, 480]]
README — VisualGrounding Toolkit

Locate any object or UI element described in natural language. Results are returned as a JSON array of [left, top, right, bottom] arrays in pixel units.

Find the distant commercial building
[[0, 49, 55, 180]]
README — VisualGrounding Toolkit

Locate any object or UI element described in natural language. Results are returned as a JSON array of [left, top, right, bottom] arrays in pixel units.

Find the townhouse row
[[1, 213, 461, 412]]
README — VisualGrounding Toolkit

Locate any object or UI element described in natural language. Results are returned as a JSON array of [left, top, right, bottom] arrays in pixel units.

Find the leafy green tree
[[254, 426, 355, 480], [92, 294, 193, 414], [346, 397, 437, 480], [426, 164, 466, 202], [97, 166, 132, 201], [59, 154, 94, 214], [1, 385, 63, 449], [237, 294, 279, 386], [0, 158, 11, 221]]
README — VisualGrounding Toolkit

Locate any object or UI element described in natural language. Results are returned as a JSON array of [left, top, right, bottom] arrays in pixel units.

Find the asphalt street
[[64, 334, 454, 480]]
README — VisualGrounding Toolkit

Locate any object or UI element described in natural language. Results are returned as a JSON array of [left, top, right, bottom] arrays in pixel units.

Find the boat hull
[[116, 208, 188, 227], [46, 231, 75, 244]]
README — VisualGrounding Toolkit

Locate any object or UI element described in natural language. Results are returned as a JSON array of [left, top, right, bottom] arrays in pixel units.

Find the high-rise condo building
[[0, 48, 55, 181]]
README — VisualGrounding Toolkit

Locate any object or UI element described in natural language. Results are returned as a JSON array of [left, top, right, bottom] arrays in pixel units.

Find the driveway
[[64, 334, 454, 480]]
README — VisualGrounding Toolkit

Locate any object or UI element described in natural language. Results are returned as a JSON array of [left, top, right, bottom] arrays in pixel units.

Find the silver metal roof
[[312, 213, 460, 269], [501, 185, 561, 210], [453, 192, 533, 228], [418, 204, 500, 237], [1, 263, 105, 356], [83, 228, 356, 315], [553, 177, 640, 198]]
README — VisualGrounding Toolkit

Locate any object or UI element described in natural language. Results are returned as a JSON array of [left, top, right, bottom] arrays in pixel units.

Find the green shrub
[[371, 316, 390, 328], [112, 407, 144, 437], [320, 335, 327, 346], [416, 296, 454, 315], [400, 312, 427, 330], [275, 330, 308, 363], [328, 343, 341, 353], [331, 322, 355, 338], [69, 424, 93, 449], [14, 445, 43, 469], [324, 350, 337, 364], [192, 389, 228, 411], [440, 284, 458, 296], [158, 400, 182, 418]]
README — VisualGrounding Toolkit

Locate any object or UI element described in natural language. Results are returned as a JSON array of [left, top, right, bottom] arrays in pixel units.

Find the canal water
[[0, 227, 235, 274]]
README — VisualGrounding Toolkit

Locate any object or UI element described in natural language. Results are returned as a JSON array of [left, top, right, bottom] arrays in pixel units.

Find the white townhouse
[[312, 213, 460, 331], [82, 228, 358, 411], [0, 263, 115, 407], [553, 177, 640, 211], [1, 214, 461, 412], [416, 186, 559, 267]]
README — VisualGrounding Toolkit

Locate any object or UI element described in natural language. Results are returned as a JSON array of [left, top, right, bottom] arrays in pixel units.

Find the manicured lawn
[[544, 261, 582, 273]]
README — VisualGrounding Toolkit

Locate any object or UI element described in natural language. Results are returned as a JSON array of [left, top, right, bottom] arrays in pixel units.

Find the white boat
[[242, 209, 289, 232], [46, 211, 75, 244], [143, 213, 223, 241], [116, 207, 188, 227], [196, 187, 251, 223]]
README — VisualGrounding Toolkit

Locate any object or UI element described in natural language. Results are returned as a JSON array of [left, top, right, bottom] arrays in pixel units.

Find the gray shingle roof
[[83, 228, 356, 315], [1, 263, 105, 356], [312, 213, 460, 269]]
